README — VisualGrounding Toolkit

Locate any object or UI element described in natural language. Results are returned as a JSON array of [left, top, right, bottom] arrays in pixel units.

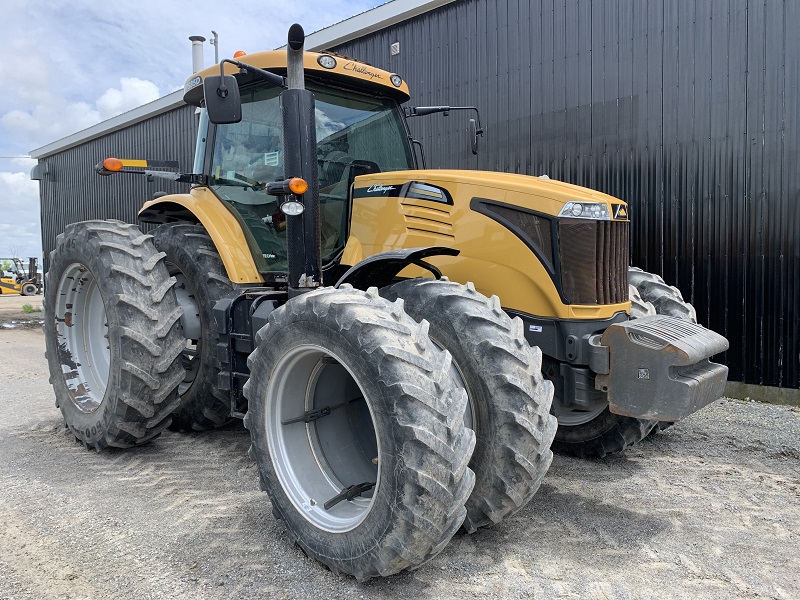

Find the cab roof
[[183, 50, 411, 106]]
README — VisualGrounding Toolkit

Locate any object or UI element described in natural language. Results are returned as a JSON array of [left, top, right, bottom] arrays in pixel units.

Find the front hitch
[[588, 315, 729, 421]]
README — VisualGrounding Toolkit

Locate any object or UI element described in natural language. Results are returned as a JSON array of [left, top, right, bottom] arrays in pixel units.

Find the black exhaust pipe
[[282, 24, 322, 297]]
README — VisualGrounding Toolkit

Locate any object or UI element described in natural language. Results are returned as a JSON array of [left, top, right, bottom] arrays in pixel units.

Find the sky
[[0, 0, 384, 260]]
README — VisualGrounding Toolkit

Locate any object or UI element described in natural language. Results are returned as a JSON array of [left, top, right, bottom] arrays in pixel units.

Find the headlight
[[281, 200, 305, 216], [317, 55, 337, 69], [558, 202, 610, 220], [390, 74, 403, 87]]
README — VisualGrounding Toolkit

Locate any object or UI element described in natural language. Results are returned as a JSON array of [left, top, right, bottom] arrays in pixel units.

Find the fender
[[335, 247, 460, 290], [139, 188, 264, 284]]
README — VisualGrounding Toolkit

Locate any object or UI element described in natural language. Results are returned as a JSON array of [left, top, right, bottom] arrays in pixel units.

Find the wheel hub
[[168, 266, 202, 396]]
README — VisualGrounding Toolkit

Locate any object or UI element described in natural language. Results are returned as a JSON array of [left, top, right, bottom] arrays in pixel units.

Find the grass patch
[[21, 304, 40, 314]]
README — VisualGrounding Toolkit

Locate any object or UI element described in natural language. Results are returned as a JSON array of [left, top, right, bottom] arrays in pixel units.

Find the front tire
[[244, 286, 475, 580], [21, 282, 37, 296], [381, 278, 556, 532], [551, 266, 697, 458], [150, 224, 235, 431], [44, 220, 186, 450]]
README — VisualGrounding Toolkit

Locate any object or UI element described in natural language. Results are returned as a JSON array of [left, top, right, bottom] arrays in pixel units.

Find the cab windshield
[[208, 83, 413, 273]]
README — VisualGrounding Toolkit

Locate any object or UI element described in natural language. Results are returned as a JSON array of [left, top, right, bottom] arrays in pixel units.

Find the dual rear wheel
[[243, 286, 476, 579], [243, 281, 556, 578]]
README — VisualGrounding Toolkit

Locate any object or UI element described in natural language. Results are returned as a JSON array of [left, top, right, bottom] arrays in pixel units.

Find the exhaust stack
[[282, 24, 322, 296], [189, 35, 206, 72]]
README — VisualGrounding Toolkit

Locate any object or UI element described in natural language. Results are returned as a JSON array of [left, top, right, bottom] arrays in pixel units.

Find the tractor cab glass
[[208, 82, 414, 274]]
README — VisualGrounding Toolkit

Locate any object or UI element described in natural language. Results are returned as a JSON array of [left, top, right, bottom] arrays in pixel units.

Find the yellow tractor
[[44, 25, 727, 579], [0, 257, 41, 296]]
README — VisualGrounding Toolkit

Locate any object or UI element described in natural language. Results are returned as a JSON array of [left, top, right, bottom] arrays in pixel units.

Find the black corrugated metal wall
[[333, 0, 799, 389], [38, 105, 198, 267]]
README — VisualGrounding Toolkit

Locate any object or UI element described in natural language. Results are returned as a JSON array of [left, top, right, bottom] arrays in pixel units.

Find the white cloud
[[0, 0, 383, 258], [96, 78, 161, 121], [2, 78, 161, 144], [2, 102, 100, 141], [10, 157, 37, 171], [0, 172, 42, 258]]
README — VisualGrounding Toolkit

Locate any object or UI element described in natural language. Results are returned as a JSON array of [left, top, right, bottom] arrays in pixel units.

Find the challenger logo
[[613, 204, 629, 220], [354, 181, 454, 203], [366, 184, 396, 193], [344, 62, 383, 80], [353, 184, 398, 198], [367, 183, 397, 196]]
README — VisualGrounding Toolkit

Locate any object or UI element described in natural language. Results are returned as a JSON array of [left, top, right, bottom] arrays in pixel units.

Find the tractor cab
[[198, 79, 415, 275]]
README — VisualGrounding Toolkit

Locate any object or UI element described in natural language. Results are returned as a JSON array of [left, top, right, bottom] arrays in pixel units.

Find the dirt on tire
[[381, 278, 557, 532], [151, 223, 236, 432], [44, 220, 186, 450], [243, 286, 475, 580]]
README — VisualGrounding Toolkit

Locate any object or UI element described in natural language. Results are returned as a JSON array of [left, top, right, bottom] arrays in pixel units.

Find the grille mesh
[[558, 219, 629, 304]]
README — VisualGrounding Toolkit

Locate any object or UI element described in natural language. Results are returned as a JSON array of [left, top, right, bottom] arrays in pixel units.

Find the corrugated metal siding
[[37, 105, 198, 270], [334, 0, 800, 388]]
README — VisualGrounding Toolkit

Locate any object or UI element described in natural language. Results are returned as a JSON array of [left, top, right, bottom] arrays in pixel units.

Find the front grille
[[558, 219, 629, 304]]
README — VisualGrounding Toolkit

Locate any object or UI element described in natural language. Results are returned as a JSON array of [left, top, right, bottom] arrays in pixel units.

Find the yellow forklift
[[0, 257, 41, 296]]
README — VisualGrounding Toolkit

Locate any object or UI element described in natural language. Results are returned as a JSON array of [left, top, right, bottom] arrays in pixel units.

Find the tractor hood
[[347, 168, 632, 320], [352, 170, 629, 219]]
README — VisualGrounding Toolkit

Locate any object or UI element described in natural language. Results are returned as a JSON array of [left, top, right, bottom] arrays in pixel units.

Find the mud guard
[[335, 247, 459, 290], [590, 315, 729, 421]]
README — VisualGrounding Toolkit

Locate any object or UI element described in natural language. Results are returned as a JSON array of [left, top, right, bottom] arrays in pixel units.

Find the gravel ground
[[1, 319, 798, 600]]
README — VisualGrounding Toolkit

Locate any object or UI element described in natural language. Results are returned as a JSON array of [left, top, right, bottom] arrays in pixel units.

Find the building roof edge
[[303, 0, 455, 51], [29, 90, 185, 159]]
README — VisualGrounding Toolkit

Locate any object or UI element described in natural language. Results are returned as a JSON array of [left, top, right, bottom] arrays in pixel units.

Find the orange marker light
[[233, 50, 247, 58], [288, 177, 308, 194], [103, 158, 123, 172]]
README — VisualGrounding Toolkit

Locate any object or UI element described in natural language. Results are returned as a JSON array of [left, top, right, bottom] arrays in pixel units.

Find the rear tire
[[44, 220, 186, 450], [381, 278, 556, 532], [244, 286, 475, 580], [551, 266, 697, 458], [150, 224, 235, 431]]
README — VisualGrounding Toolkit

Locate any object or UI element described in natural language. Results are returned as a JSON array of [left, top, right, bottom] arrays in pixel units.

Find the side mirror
[[470, 119, 479, 155], [203, 75, 242, 124]]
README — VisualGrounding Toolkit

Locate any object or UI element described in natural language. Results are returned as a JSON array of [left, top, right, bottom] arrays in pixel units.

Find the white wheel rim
[[54, 263, 110, 413], [265, 345, 380, 533]]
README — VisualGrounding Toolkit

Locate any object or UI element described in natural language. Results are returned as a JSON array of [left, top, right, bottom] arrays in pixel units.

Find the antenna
[[210, 31, 219, 64]]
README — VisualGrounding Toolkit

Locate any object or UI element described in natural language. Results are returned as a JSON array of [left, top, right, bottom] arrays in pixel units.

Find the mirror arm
[[95, 163, 206, 185], [404, 105, 485, 135], [220, 58, 287, 89]]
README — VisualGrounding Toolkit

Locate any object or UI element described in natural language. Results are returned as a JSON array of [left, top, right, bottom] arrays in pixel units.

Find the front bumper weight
[[590, 315, 729, 421]]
